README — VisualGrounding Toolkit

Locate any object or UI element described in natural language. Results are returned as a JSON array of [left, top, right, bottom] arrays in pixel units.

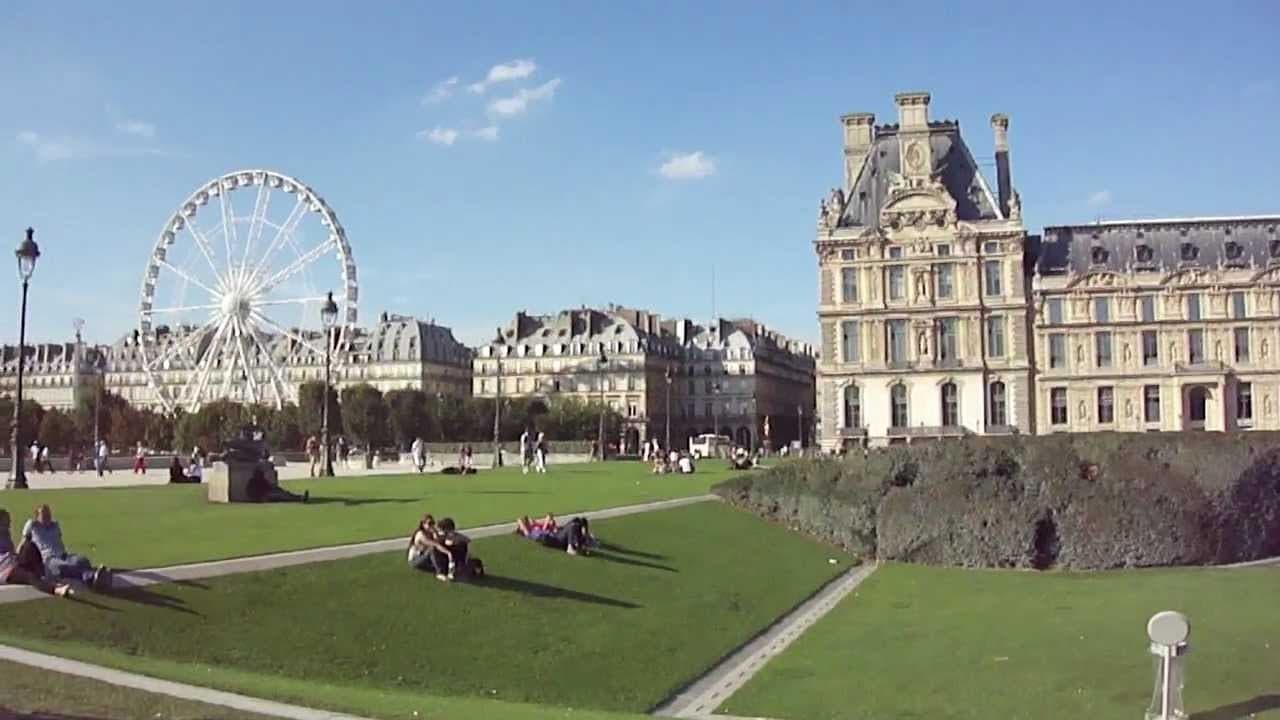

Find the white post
[[1145, 611, 1190, 720]]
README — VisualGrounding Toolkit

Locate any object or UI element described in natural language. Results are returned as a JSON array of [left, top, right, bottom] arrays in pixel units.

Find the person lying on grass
[[21, 504, 112, 591], [515, 514, 595, 555], [0, 509, 73, 597]]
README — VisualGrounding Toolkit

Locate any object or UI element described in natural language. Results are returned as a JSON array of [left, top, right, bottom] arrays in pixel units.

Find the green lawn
[[0, 502, 850, 716], [722, 562, 1280, 720], [0, 462, 728, 569], [0, 658, 272, 720]]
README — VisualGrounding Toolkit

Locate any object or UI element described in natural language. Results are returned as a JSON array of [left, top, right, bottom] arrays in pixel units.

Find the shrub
[[713, 433, 1280, 570]]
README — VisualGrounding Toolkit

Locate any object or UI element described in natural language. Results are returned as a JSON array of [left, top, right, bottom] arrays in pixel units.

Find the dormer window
[[1090, 246, 1109, 265], [1271, 239, 1280, 259], [1180, 243, 1199, 262], [1224, 241, 1244, 261], [1135, 244, 1154, 263]]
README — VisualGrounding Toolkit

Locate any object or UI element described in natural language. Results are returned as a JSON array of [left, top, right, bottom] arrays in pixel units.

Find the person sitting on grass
[[1, 509, 73, 597], [430, 518, 482, 581], [515, 513, 558, 540], [21, 504, 112, 591], [246, 467, 309, 503], [677, 453, 695, 474], [407, 513, 444, 574]]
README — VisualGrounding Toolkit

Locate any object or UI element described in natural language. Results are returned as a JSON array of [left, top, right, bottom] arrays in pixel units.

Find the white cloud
[[1087, 190, 1112, 207], [488, 78, 562, 116], [16, 131, 77, 162], [658, 151, 717, 180], [422, 76, 459, 104], [418, 127, 460, 146], [471, 125, 500, 141], [115, 119, 156, 138], [467, 58, 537, 94]]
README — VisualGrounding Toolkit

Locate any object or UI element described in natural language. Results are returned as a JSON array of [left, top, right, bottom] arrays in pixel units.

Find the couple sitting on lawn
[[515, 513, 595, 555], [0, 504, 113, 597], [407, 514, 484, 582]]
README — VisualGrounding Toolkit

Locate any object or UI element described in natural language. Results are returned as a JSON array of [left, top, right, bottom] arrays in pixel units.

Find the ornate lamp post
[[492, 328, 504, 469], [596, 345, 608, 461], [320, 291, 338, 477], [435, 391, 444, 442], [664, 365, 673, 453], [92, 351, 106, 450], [7, 228, 40, 490], [712, 381, 722, 458]]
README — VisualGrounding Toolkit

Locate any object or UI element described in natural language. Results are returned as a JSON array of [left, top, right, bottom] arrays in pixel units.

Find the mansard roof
[[1038, 215, 1280, 277], [842, 122, 1002, 228]]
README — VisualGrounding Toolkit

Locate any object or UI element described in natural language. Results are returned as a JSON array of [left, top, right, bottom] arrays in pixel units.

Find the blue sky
[[1, 1, 1277, 348]]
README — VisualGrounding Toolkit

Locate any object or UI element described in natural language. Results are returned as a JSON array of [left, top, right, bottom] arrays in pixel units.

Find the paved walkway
[[652, 562, 879, 719], [0, 643, 374, 720], [13, 454, 592, 490], [0, 494, 715, 605]]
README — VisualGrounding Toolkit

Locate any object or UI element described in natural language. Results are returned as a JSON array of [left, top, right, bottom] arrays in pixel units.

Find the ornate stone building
[[1, 312, 473, 412], [815, 92, 1033, 450], [474, 306, 816, 452], [1034, 216, 1280, 433]]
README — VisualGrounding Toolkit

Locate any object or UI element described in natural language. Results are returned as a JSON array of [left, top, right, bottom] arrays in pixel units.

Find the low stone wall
[[713, 433, 1280, 570]]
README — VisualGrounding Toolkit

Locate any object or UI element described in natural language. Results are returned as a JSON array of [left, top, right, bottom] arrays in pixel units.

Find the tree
[[174, 400, 249, 455], [386, 389, 431, 451], [341, 384, 389, 468], [263, 403, 303, 451], [299, 381, 342, 437], [0, 397, 46, 453], [37, 408, 77, 453], [144, 409, 175, 452]]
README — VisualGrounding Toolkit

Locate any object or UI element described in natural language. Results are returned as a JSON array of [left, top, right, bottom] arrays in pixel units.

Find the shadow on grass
[[478, 574, 641, 609], [106, 587, 200, 616], [0, 708, 110, 720], [596, 541, 668, 561], [304, 497, 420, 507], [1193, 694, 1280, 720], [588, 551, 677, 573]]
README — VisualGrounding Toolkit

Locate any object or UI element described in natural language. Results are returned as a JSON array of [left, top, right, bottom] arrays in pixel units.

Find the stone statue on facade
[[914, 272, 929, 302], [917, 330, 930, 358], [1007, 189, 1022, 220]]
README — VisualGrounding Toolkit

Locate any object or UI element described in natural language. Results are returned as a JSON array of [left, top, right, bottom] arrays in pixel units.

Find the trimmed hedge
[[714, 433, 1280, 570]]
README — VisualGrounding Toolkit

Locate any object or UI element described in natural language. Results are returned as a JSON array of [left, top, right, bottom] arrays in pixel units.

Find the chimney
[[990, 113, 1012, 217], [840, 112, 875, 191], [894, 91, 931, 129]]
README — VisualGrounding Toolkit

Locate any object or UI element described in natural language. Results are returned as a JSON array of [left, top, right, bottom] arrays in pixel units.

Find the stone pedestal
[[207, 460, 276, 503]]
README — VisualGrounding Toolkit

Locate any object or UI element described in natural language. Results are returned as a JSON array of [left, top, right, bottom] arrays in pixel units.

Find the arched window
[[843, 385, 861, 429], [988, 381, 1007, 426], [890, 384, 908, 428], [941, 382, 959, 426]]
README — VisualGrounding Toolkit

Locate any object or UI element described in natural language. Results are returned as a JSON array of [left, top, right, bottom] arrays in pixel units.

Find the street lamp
[[596, 345, 608, 461], [712, 381, 722, 459], [664, 365, 673, 453], [435, 391, 444, 443], [492, 328, 504, 469], [7, 228, 40, 490], [92, 352, 106, 450], [320, 291, 338, 477]]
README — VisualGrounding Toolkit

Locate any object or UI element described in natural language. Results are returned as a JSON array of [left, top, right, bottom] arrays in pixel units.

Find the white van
[[688, 434, 730, 459]]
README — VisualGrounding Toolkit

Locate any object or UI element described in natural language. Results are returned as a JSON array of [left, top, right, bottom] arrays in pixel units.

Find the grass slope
[[722, 562, 1280, 720], [0, 502, 848, 715], [0, 658, 271, 720], [0, 462, 726, 568]]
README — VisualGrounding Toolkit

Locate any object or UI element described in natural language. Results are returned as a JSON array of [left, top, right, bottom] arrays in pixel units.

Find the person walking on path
[[38, 444, 50, 474], [95, 440, 111, 476], [519, 430, 532, 475], [535, 432, 548, 474], [305, 435, 320, 477], [132, 442, 147, 474], [411, 437, 426, 473]]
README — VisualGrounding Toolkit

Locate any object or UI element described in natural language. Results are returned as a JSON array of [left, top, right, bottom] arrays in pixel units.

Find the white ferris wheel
[[137, 169, 358, 413]]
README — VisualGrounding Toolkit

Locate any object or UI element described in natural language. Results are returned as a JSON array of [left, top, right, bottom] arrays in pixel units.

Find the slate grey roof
[[842, 122, 1002, 228], [1038, 216, 1280, 276]]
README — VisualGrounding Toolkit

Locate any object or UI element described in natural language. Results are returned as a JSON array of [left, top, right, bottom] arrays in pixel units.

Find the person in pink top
[[132, 442, 147, 474]]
